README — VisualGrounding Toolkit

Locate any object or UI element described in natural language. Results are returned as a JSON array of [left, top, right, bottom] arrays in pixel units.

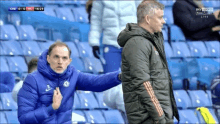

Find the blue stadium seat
[[0, 24, 19, 40], [77, 91, 99, 109], [36, 29, 50, 40], [78, 1, 86, 5], [162, 29, 168, 41], [167, 58, 186, 79], [65, 42, 80, 57], [0, 18, 5, 26], [20, 41, 42, 56], [0, 112, 7, 124], [214, 58, 220, 63], [211, 0, 220, 8], [202, 0, 213, 7], [77, 42, 103, 73], [8, 13, 21, 25], [187, 41, 209, 57], [172, 78, 184, 90], [62, 1, 80, 6], [188, 90, 212, 108], [159, 0, 175, 7], [6, 56, 28, 73], [77, 24, 90, 42], [77, 42, 93, 57], [0, 101, 2, 110], [84, 110, 106, 123], [52, 31, 64, 41], [0, 44, 7, 55], [73, 93, 81, 109], [55, 7, 75, 22], [41, 7, 57, 17], [4, 111, 19, 124], [0, 57, 9, 72], [170, 25, 186, 41], [84, 57, 104, 73], [178, 110, 199, 123], [69, 31, 80, 42], [24, 1, 43, 6], [195, 58, 219, 88], [38, 41, 54, 52], [102, 110, 125, 124], [164, 42, 173, 59], [72, 7, 89, 23], [171, 42, 191, 58], [72, 110, 87, 123], [173, 90, 192, 109], [188, 77, 198, 90], [8, 13, 21, 26], [16, 25, 38, 40], [206, 90, 213, 105], [1, 41, 24, 55], [205, 41, 220, 58], [93, 92, 109, 109], [0, 93, 17, 110], [70, 57, 86, 72], [164, 7, 174, 25]]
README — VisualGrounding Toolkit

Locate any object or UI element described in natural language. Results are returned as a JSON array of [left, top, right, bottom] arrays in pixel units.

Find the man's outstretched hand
[[52, 87, 63, 110]]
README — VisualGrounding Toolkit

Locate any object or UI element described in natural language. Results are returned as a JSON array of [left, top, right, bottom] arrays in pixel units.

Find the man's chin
[[54, 69, 65, 74]]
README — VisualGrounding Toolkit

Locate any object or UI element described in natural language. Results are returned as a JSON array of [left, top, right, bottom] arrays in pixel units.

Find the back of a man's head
[[137, 0, 164, 24], [28, 58, 38, 73]]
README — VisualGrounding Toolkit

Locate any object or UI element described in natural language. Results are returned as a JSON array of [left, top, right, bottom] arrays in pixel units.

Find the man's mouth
[[57, 66, 63, 69]]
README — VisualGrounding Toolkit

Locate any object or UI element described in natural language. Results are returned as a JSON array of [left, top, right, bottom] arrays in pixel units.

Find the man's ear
[[145, 15, 150, 24], [47, 55, 50, 64], [69, 58, 72, 65]]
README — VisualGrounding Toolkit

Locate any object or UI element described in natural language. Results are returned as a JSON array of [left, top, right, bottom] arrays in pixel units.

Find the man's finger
[[57, 87, 61, 94], [53, 90, 56, 95]]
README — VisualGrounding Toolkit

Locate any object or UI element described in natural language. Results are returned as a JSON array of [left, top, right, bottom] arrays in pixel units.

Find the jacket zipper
[[153, 35, 174, 118]]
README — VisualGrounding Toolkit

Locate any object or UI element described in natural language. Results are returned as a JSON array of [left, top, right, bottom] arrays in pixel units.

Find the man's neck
[[138, 23, 154, 35]]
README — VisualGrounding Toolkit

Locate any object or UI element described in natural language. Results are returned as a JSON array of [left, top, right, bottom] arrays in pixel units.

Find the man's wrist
[[52, 103, 56, 110]]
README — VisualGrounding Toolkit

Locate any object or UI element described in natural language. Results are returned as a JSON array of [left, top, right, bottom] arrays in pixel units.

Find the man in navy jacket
[[17, 41, 121, 124], [173, 0, 220, 41]]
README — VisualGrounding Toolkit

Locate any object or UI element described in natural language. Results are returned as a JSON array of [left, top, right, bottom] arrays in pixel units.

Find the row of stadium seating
[[1, 39, 219, 89], [0, 89, 218, 123], [0, 24, 218, 46], [1, 39, 219, 59]]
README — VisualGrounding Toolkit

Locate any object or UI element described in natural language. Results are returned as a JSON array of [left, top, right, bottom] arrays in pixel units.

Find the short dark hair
[[28, 58, 38, 73], [137, 0, 164, 24], [48, 41, 71, 57]]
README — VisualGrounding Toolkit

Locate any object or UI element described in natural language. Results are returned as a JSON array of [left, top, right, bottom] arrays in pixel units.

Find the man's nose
[[162, 18, 166, 24], [58, 58, 63, 64]]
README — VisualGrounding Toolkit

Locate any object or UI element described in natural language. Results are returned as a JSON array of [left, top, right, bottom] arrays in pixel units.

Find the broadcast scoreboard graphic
[[8, 7, 44, 11], [196, 7, 214, 18]]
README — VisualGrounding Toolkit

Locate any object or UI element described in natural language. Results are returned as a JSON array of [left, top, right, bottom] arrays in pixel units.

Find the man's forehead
[[50, 46, 69, 56], [52, 53, 69, 57]]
